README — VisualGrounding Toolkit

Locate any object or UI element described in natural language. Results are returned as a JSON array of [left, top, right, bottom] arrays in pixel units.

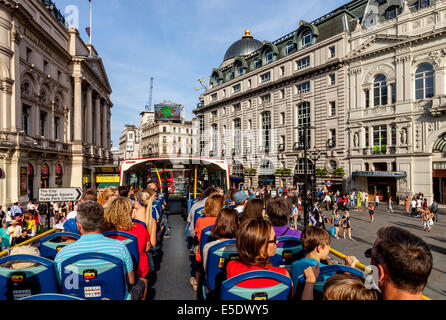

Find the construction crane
[[146, 77, 154, 111]]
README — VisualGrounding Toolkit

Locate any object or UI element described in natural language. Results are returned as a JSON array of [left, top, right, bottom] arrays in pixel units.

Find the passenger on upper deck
[[187, 188, 217, 238], [202, 207, 239, 272], [267, 197, 301, 245], [240, 199, 265, 224], [223, 189, 237, 208], [191, 194, 223, 291], [66, 188, 98, 220], [98, 187, 119, 209], [233, 191, 249, 216], [54, 201, 146, 300], [104, 197, 150, 296], [226, 218, 291, 289], [132, 192, 157, 249], [367, 226, 432, 300]]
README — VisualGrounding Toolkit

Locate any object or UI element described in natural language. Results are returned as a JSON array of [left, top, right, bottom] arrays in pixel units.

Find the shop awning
[[352, 171, 406, 179]]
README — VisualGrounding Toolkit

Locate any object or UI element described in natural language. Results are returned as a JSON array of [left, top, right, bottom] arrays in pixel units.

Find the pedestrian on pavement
[[323, 193, 331, 212], [387, 196, 394, 213], [405, 196, 411, 214], [341, 211, 352, 240], [369, 203, 375, 224], [6, 220, 22, 247], [423, 199, 428, 211], [4, 207, 12, 228], [375, 194, 380, 208], [364, 192, 369, 209], [331, 210, 342, 239], [431, 199, 439, 222], [422, 209, 431, 232], [416, 197, 423, 216], [411, 197, 417, 217], [0, 221, 10, 251]]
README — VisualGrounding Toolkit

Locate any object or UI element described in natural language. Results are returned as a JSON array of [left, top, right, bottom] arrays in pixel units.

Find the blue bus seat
[[39, 232, 81, 260], [270, 236, 304, 268], [294, 264, 364, 299], [204, 239, 238, 299], [200, 224, 214, 258], [0, 255, 59, 300], [220, 270, 292, 300], [20, 293, 84, 300], [60, 252, 127, 300], [103, 231, 139, 268]]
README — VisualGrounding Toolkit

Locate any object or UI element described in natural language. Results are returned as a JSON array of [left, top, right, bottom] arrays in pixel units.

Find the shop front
[[40, 163, 49, 189], [433, 162, 446, 204], [352, 171, 406, 202]]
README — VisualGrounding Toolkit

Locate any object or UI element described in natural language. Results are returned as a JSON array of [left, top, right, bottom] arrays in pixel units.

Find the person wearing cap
[[234, 191, 250, 216], [6, 220, 22, 246]]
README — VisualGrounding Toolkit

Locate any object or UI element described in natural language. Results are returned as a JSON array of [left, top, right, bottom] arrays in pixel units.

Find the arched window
[[386, 6, 399, 20], [265, 48, 274, 64], [285, 42, 295, 55], [415, 63, 434, 100], [374, 75, 388, 106], [302, 31, 312, 47]]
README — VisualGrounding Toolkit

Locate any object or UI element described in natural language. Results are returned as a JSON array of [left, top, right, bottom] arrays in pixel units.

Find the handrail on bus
[[0, 228, 58, 258], [329, 247, 431, 300]]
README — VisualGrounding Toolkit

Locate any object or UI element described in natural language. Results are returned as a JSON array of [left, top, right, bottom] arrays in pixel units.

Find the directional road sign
[[39, 188, 83, 202]]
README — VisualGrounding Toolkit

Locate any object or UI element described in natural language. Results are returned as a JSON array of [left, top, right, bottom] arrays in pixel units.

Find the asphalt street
[[298, 205, 446, 300]]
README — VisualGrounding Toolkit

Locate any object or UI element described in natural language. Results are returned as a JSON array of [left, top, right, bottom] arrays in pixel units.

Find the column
[[102, 103, 108, 148], [49, 101, 55, 140], [396, 58, 404, 103], [403, 58, 411, 102], [86, 86, 93, 145], [73, 76, 83, 142], [369, 127, 373, 151], [95, 97, 101, 146]]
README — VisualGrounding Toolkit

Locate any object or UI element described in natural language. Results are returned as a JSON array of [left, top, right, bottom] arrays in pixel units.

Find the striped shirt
[[54, 233, 134, 300]]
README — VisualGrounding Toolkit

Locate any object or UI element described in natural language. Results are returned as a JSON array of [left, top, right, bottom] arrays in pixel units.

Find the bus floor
[[148, 213, 197, 300]]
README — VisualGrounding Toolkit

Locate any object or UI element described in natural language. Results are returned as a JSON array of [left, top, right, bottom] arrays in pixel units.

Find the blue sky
[[55, 0, 347, 147]]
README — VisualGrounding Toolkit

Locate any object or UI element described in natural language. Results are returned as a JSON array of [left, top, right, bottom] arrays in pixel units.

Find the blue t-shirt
[[54, 233, 134, 300]]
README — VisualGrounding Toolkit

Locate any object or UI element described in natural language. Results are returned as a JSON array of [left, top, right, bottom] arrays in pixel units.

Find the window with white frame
[[329, 74, 336, 86], [233, 118, 242, 153], [211, 93, 217, 101], [302, 31, 312, 47], [415, 64, 434, 100], [233, 103, 241, 112], [297, 57, 310, 70], [260, 72, 271, 83], [261, 112, 271, 152], [297, 82, 310, 94], [233, 83, 241, 93], [286, 42, 295, 55], [330, 101, 336, 116], [280, 112, 286, 125], [329, 46, 336, 58], [374, 75, 388, 106], [297, 102, 311, 148], [266, 49, 274, 64], [260, 94, 271, 104]]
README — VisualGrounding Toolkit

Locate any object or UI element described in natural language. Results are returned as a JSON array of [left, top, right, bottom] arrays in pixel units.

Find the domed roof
[[223, 30, 262, 62]]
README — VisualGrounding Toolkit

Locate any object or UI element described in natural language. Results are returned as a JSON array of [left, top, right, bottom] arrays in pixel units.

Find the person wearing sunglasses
[[226, 218, 291, 291], [364, 226, 433, 300]]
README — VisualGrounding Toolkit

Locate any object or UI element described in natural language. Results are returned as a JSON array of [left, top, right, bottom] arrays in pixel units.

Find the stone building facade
[[0, 0, 112, 206]]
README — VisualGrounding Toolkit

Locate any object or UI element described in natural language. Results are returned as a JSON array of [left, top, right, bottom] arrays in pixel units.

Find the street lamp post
[[309, 149, 321, 204], [294, 124, 315, 227]]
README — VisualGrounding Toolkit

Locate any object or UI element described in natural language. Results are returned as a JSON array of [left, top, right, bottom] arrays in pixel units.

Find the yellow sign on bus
[[96, 176, 120, 183]]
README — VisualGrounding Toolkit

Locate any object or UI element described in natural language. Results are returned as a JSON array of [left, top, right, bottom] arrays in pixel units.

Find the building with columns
[[194, 0, 368, 190], [346, 0, 446, 204], [0, 0, 113, 206]]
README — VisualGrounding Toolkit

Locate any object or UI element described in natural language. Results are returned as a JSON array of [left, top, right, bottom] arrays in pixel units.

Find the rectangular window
[[163, 126, 167, 133], [297, 82, 310, 94], [280, 66, 285, 76], [297, 57, 310, 70], [55, 117, 60, 140], [281, 112, 286, 125], [329, 74, 336, 85], [211, 124, 218, 153], [22, 105, 31, 135], [365, 90, 370, 108], [248, 79, 252, 88], [330, 102, 336, 116], [260, 72, 271, 83], [233, 103, 241, 112], [211, 93, 217, 101], [248, 119, 252, 130], [233, 118, 242, 153], [330, 129, 337, 147], [420, 0, 430, 8], [26, 48, 32, 63], [212, 110, 217, 117], [44, 60, 48, 73], [329, 46, 336, 58], [260, 94, 271, 104], [391, 125, 396, 146], [163, 136, 167, 143], [373, 125, 388, 149], [254, 59, 261, 69], [279, 89, 285, 99], [391, 84, 396, 104], [40, 111, 47, 137], [262, 112, 271, 152], [297, 102, 311, 148], [163, 146, 167, 154], [280, 135, 286, 150], [266, 51, 274, 63], [233, 84, 241, 93], [57, 71, 62, 82]]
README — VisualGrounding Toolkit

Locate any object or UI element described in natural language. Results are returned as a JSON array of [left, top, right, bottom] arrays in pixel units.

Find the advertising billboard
[[155, 104, 181, 122]]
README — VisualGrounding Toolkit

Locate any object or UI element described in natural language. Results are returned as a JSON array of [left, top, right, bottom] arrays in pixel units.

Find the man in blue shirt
[[10, 203, 22, 218], [54, 201, 147, 300]]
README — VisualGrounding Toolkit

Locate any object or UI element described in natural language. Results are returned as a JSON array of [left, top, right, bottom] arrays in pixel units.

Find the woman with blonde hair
[[132, 191, 157, 249], [104, 197, 150, 287], [98, 187, 118, 208]]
